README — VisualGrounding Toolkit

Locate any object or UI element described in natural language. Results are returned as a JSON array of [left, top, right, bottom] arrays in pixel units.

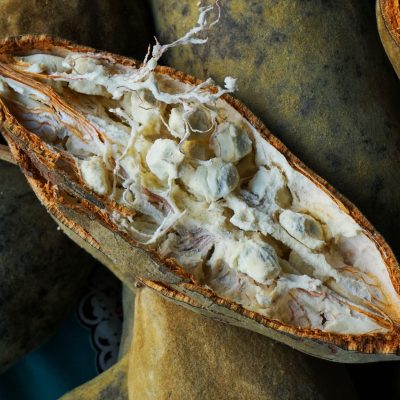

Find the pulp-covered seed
[[168, 107, 186, 138], [180, 158, 239, 202], [67, 55, 104, 75], [249, 167, 284, 199], [80, 156, 111, 195], [279, 210, 325, 250], [66, 56, 107, 96], [210, 122, 252, 163], [237, 240, 281, 283], [168, 106, 212, 139], [130, 89, 159, 127], [146, 138, 184, 181]]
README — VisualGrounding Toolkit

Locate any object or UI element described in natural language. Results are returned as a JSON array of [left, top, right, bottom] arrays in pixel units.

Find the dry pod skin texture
[[0, 0, 154, 58], [150, 0, 400, 261], [0, 34, 400, 362], [128, 286, 357, 400], [377, 0, 400, 77], [0, 160, 94, 373], [118, 285, 136, 358], [61, 286, 357, 399]]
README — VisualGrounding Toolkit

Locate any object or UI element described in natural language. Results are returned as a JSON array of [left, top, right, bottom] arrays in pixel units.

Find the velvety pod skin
[[1, 36, 400, 362], [61, 287, 357, 399], [118, 285, 136, 358], [0, 0, 154, 58], [128, 286, 357, 400], [0, 160, 94, 373], [149, 0, 400, 259], [377, 0, 400, 77]]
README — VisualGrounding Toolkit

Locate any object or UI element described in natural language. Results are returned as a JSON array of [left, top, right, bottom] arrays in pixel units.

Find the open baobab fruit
[[0, 29, 399, 362]]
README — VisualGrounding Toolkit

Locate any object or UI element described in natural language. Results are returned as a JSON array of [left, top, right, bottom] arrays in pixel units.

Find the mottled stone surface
[[150, 0, 400, 259], [0, 161, 96, 372]]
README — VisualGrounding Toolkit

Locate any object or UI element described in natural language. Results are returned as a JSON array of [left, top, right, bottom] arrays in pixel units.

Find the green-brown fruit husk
[[0, 0, 154, 58], [61, 286, 358, 400], [118, 285, 136, 359], [128, 286, 358, 400], [1, 36, 400, 362], [0, 160, 95, 373], [149, 0, 400, 259], [377, 0, 400, 77]]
